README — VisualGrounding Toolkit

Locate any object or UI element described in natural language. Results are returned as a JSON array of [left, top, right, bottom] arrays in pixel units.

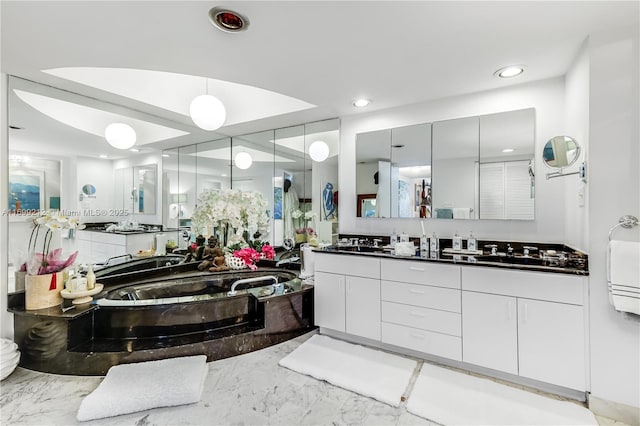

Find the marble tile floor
[[0, 331, 629, 426]]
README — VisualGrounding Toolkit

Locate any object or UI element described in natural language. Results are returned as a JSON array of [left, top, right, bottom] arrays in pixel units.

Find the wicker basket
[[224, 254, 248, 270]]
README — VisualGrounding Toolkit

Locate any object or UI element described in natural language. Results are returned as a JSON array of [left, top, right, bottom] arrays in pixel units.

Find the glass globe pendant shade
[[234, 152, 253, 170], [105, 123, 136, 149], [309, 140, 330, 162], [189, 94, 226, 131]]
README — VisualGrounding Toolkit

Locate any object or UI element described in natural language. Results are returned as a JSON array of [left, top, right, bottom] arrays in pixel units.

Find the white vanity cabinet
[[461, 267, 587, 391], [314, 253, 381, 340], [380, 259, 462, 360], [76, 230, 155, 265]]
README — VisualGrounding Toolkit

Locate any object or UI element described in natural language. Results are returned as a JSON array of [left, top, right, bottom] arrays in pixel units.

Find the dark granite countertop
[[315, 242, 589, 276]]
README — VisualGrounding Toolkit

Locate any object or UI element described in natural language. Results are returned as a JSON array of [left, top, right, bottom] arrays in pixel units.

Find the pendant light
[[190, 79, 226, 131], [309, 140, 330, 162], [234, 151, 252, 169], [105, 123, 136, 149]]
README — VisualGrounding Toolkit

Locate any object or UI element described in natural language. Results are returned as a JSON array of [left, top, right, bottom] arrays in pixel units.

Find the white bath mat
[[406, 363, 598, 425], [278, 334, 416, 407], [77, 355, 208, 421]]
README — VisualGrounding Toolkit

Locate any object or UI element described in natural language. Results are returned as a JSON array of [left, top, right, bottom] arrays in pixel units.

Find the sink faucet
[[373, 239, 383, 248], [523, 246, 538, 257], [275, 256, 299, 267], [507, 244, 514, 257], [484, 244, 498, 255]]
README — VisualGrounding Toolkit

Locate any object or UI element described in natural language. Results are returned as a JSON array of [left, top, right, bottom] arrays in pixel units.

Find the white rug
[[406, 363, 598, 425], [77, 355, 208, 421], [279, 334, 417, 407]]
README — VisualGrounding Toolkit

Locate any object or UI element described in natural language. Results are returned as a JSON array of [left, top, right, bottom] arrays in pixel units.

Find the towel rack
[[608, 215, 639, 241]]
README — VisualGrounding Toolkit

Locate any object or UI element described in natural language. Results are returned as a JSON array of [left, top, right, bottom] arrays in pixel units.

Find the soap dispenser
[[467, 231, 477, 252], [390, 230, 398, 247], [452, 231, 462, 251], [430, 232, 439, 253], [400, 232, 409, 243]]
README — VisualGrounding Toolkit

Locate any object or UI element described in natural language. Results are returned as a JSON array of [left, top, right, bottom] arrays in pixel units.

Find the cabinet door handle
[[409, 266, 425, 271], [409, 289, 425, 295], [410, 311, 425, 317], [410, 332, 426, 340]]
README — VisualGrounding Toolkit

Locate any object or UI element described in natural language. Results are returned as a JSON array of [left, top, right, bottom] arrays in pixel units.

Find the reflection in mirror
[[305, 119, 339, 244], [543, 136, 580, 168], [232, 130, 275, 245], [356, 129, 391, 217], [390, 123, 432, 218], [432, 116, 479, 219], [275, 125, 306, 247], [479, 108, 535, 220], [133, 164, 157, 215]]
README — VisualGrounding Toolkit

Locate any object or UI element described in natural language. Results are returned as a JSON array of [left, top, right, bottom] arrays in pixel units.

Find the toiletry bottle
[[86, 265, 96, 290], [453, 231, 462, 251], [390, 230, 398, 247], [400, 232, 409, 243], [420, 235, 429, 252], [467, 231, 477, 252], [430, 232, 439, 253]]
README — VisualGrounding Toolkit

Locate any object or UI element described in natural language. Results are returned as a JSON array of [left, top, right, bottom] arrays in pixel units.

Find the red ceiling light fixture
[[208, 7, 250, 33]]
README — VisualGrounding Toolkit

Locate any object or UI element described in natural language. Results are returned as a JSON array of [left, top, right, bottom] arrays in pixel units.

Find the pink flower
[[233, 247, 261, 267], [261, 244, 275, 260]]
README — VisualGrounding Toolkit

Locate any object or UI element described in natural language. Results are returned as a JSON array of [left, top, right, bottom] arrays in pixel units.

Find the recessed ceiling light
[[162, 153, 170, 157], [502, 148, 515, 153], [309, 140, 330, 162], [234, 152, 253, 169], [130, 148, 140, 153], [221, 173, 228, 177], [208, 7, 249, 33], [494, 65, 525, 78], [99, 154, 108, 159], [353, 98, 371, 108]]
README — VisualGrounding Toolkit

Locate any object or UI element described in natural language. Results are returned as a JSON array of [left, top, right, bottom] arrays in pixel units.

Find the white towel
[[608, 240, 640, 315], [453, 208, 471, 219]]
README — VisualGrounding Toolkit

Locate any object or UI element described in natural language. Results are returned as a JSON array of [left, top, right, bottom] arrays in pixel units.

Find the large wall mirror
[[162, 118, 339, 248], [356, 108, 535, 220]]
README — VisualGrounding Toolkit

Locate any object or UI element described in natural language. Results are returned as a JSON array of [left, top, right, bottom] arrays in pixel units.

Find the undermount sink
[[474, 255, 544, 266], [333, 245, 386, 253]]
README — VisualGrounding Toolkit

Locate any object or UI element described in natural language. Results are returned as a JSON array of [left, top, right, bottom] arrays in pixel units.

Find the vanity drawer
[[382, 301, 461, 336], [381, 281, 461, 313], [382, 322, 462, 361], [461, 267, 585, 305], [315, 253, 380, 279], [381, 259, 460, 289]]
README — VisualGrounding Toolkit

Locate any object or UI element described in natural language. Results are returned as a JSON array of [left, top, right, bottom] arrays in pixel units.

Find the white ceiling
[[2, 1, 638, 158]]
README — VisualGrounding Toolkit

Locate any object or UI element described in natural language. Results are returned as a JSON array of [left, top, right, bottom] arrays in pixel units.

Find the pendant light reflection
[[190, 94, 226, 131], [105, 123, 136, 149], [234, 152, 253, 169], [309, 140, 329, 162]]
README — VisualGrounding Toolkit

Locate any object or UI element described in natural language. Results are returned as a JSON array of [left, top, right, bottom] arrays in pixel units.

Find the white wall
[[564, 40, 590, 251], [340, 77, 566, 242], [586, 25, 640, 411]]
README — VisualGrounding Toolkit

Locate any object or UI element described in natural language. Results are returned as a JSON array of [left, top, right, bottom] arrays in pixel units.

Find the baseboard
[[588, 395, 640, 426]]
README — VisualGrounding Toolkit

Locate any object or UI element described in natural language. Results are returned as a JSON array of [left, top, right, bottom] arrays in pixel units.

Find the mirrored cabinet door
[[390, 123, 432, 218], [432, 116, 479, 219], [479, 108, 535, 220], [356, 129, 391, 218]]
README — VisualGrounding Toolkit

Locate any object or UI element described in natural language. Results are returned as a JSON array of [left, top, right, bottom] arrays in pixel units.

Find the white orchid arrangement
[[191, 189, 270, 247], [21, 213, 84, 276]]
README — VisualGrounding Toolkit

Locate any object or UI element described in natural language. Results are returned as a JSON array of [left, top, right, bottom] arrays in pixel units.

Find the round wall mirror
[[542, 136, 580, 169]]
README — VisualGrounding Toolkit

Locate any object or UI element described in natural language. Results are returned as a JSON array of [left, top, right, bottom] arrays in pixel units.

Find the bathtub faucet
[[228, 275, 279, 296]]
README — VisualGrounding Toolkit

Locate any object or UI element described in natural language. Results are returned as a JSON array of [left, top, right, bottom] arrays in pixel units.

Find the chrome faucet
[[523, 246, 538, 257], [228, 275, 278, 296], [484, 244, 498, 255], [275, 256, 299, 267]]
